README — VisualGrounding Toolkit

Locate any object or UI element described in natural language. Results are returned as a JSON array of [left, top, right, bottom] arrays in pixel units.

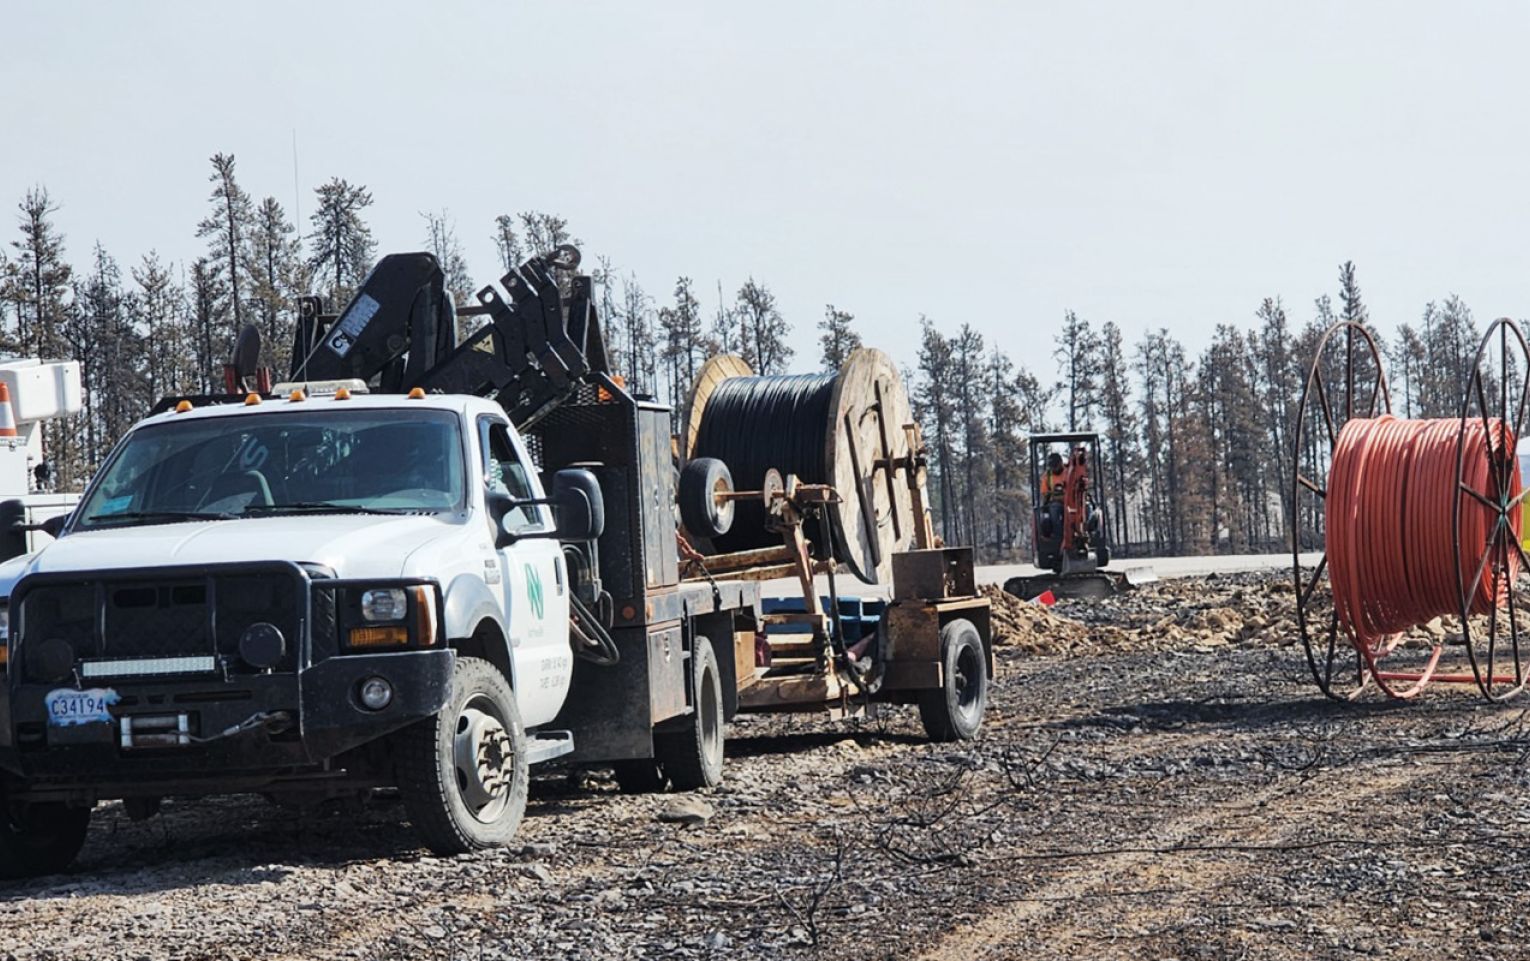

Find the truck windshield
[[76, 408, 466, 529]]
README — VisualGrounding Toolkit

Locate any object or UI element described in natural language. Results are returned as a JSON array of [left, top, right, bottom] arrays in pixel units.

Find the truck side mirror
[[38, 513, 68, 540], [0, 499, 26, 561], [486, 470, 603, 548], [551, 469, 604, 541], [0, 501, 68, 560], [486, 490, 517, 548]]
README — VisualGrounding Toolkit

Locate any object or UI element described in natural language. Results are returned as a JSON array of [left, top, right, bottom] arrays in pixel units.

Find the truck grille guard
[[5, 561, 443, 687]]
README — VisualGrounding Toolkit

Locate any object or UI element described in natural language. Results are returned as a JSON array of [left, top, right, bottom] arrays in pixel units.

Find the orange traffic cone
[[0, 382, 18, 437]]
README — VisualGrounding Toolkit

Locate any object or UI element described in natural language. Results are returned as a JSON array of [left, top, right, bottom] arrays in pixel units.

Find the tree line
[[914, 261, 1495, 560], [0, 154, 1498, 561], [0, 154, 804, 489]]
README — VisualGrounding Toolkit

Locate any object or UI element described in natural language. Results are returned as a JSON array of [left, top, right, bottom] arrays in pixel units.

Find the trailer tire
[[918, 619, 988, 742], [0, 800, 91, 879], [610, 759, 668, 794], [656, 640, 725, 790], [679, 458, 735, 538], [394, 657, 529, 855]]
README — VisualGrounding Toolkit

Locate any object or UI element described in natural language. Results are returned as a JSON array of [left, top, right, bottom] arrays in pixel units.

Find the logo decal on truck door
[[524, 563, 545, 619]]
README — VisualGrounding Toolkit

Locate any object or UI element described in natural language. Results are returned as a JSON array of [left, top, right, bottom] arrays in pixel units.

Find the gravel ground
[[6, 572, 1530, 960]]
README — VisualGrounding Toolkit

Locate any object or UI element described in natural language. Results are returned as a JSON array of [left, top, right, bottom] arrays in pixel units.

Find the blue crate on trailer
[[762, 595, 886, 641]]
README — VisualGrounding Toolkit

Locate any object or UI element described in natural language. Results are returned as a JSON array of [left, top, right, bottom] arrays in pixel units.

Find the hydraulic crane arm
[[287, 245, 613, 429]]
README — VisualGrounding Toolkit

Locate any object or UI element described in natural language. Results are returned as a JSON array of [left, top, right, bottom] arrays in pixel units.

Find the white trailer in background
[[0, 358, 85, 556]]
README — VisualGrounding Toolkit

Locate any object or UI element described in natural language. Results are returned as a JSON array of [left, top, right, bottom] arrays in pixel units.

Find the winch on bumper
[[0, 561, 452, 797]]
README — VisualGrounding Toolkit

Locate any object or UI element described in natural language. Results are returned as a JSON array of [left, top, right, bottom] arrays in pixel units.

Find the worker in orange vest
[[1039, 451, 1065, 537]]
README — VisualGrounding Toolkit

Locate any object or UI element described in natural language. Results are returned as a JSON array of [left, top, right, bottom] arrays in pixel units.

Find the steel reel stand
[[688, 465, 872, 705], [1453, 318, 1530, 700], [1293, 321, 1405, 699]]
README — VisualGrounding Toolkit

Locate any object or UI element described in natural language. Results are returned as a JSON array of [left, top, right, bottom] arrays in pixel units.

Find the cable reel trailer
[[676, 352, 994, 740]]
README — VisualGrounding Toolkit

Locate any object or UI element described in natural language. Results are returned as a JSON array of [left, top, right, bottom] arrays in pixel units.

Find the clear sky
[[3, 1, 1529, 374]]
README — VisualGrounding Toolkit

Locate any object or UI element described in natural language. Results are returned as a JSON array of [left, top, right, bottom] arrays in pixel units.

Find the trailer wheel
[[918, 619, 988, 742], [679, 458, 735, 538], [394, 656, 529, 854], [657, 640, 725, 790], [0, 800, 91, 879]]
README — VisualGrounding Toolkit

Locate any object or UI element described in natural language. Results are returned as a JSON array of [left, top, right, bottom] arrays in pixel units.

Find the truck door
[[477, 415, 571, 724]]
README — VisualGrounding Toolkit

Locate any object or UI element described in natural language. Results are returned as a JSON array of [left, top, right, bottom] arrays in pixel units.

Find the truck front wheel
[[0, 800, 91, 879], [394, 656, 529, 854], [656, 639, 725, 790]]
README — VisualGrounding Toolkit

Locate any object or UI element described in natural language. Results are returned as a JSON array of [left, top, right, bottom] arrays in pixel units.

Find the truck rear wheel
[[656, 639, 725, 790], [394, 656, 529, 855], [0, 800, 91, 879], [918, 618, 988, 742]]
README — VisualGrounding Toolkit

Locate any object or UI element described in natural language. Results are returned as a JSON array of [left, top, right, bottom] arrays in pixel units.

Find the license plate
[[45, 688, 120, 727]]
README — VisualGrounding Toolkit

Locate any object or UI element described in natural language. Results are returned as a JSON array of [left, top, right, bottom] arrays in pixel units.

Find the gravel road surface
[[4, 571, 1525, 961]]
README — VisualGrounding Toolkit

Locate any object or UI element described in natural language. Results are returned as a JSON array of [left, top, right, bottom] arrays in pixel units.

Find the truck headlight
[[0, 604, 9, 641], [360, 589, 408, 622]]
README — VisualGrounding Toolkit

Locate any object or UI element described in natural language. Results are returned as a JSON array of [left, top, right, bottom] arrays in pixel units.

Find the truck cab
[[0, 386, 598, 877]]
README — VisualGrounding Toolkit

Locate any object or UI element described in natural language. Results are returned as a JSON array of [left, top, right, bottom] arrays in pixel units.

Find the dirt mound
[[982, 585, 1091, 653], [981, 570, 1302, 655], [980, 585, 1132, 655]]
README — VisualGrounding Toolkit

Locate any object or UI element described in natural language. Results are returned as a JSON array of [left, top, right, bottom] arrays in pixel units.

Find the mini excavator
[[1005, 432, 1123, 601]]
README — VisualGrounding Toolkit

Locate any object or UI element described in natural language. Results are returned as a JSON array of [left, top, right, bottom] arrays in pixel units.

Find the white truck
[[0, 387, 635, 874], [0, 248, 990, 878]]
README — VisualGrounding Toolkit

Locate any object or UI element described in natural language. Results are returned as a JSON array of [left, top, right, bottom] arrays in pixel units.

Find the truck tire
[[0, 800, 91, 879], [393, 656, 529, 855], [678, 458, 735, 538], [656, 639, 725, 790], [918, 619, 988, 742]]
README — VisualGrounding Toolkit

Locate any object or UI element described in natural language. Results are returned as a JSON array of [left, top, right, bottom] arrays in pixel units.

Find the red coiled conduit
[[1328, 416, 1521, 663]]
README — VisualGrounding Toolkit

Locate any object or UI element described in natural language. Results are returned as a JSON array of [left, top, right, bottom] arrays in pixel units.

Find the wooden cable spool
[[684, 348, 918, 584]]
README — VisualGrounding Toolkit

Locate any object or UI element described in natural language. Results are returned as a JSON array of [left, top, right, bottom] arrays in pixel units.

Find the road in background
[[976, 551, 1322, 586], [762, 552, 1321, 598]]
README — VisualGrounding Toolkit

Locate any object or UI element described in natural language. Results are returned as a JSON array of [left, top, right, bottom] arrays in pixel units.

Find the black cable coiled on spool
[[692, 372, 839, 555]]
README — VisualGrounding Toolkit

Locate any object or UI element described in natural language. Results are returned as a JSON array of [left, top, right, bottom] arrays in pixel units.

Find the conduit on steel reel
[[1293, 319, 1530, 701]]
